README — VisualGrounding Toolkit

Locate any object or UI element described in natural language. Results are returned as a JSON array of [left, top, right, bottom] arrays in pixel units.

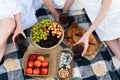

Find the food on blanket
[[27, 61, 34, 68], [85, 45, 98, 56], [31, 19, 64, 49], [33, 68, 40, 75], [37, 55, 45, 61], [72, 43, 84, 59], [26, 67, 33, 74], [28, 54, 37, 61], [73, 32, 83, 42], [67, 38, 75, 48], [58, 67, 69, 79], [31, 19, 52, 43], [25, 54, 50, 76], [65, 23, 79, 38], [65, 28, 73, 38], [92, 61, 107, 77], [40, 67, 48, 75], [3, 59, 19, 71], [65, 22, 100, 57], [59, 51, 72, 68], [70, 22, 78, 28], [89, 34, 98, 45], [41, 60, 49, 67], [34, 60, 41, 67]]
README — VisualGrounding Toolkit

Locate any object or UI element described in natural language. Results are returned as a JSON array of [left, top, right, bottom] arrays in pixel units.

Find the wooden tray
[[23, 52, 50, 77], [22, 44, 73, 80], [63, 22, 102, 61], [57, 49, 73, 80]]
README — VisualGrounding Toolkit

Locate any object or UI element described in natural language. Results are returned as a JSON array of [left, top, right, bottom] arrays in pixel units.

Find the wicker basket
[[30, 22, 64, 50]]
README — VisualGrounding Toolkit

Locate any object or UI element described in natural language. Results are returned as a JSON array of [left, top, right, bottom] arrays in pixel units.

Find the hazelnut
[[58, 67, 69, 79]]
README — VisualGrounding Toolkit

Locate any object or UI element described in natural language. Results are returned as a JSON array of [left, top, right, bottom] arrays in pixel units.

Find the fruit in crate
[[31, 19, 64, 48], [27, 61, 34, 68], [41, 60, 49, 67], [28, 54, 37, 61], [26, 67, 33, 74], [34, 60, 41, 67], [40, 67, 48, 75], [25, 54, 50, 76], [37, 55, 45, 61], [33, 68, 40, 75]]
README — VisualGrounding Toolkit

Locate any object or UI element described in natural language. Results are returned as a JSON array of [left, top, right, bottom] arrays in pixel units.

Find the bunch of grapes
[[31, 19, 53, 43]]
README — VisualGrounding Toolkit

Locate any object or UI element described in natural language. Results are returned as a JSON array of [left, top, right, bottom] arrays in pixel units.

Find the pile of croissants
[[65, 22, 101, 56]]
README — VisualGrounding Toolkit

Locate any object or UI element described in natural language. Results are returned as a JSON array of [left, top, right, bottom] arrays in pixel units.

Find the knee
[[0, 46, 4, 62], [0, 19, 15, 41], [0, 44, 6, 62]]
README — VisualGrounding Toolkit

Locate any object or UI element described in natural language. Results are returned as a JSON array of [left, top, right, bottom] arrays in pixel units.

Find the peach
[[33, 68, 40, 75], [28, 54, 37, 61], [41, 60, 49, 67], [34, 60, 41, 67], [26, 67, 32, 74], [40, 67, 48, 75], [27, 61, 34, 68], [37, 55, 45, 61]]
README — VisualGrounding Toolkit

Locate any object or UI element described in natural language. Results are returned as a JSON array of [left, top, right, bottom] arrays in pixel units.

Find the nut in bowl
[[31, 19, 64, 50]]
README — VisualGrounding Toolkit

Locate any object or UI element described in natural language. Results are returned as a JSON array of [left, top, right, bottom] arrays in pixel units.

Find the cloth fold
[[21, 0, 43, 30], [52, 0, 84, 10]]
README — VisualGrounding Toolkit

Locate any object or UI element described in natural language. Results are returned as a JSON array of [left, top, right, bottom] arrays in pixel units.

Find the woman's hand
[[74, 32, 90, 56], [12, 26, 26, 45], [53, 13, 59, 22]]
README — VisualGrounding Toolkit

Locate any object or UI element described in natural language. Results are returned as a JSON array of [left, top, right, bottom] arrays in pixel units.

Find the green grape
[[43, 37, 47, 40], [31, 19, 53, 43]]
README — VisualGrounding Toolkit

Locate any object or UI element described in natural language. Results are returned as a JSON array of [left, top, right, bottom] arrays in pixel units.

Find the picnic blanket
[[0, 6, 120, 80]]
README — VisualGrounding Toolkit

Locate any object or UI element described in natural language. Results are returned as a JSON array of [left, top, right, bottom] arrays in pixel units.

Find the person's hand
[[53, 13, 59, 22], [12, 26, 26, 45], [74, 33, 89, 56], [52, 9, 61, 22]]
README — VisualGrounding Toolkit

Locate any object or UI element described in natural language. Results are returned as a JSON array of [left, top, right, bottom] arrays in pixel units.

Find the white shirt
[[52, 0, 84, 10], [0, 0, 43, 30]]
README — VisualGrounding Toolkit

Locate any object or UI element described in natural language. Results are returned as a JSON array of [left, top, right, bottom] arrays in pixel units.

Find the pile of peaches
[[25, 54, 49, 75]]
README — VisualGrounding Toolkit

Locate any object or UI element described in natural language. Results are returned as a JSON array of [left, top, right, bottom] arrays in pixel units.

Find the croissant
[[65, 22, 100, 56]]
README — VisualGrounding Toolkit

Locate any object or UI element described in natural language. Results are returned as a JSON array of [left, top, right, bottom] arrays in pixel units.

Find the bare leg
[[105, 39, 120, 60], [0, 18, 15, 62], [0, 42, 6, 62], [119, 38, 120, 46]]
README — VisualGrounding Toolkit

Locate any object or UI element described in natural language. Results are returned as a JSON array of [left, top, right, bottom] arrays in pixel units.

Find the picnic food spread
[[22, 20, 102, 79]]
